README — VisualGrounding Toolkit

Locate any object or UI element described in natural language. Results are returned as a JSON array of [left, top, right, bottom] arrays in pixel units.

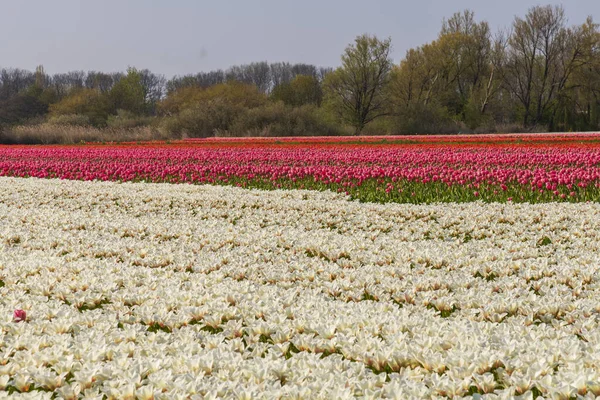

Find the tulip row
[[1, 133, 600, 203], [1, 177, 600, 398]]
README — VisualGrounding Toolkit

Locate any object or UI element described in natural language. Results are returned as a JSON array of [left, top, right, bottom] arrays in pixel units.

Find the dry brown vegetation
[[0, 124, 171, 145]]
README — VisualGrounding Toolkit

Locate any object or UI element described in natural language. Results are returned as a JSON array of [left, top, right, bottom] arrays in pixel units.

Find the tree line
[[387, 6, 600, 134], [0, 4, 598, 141]]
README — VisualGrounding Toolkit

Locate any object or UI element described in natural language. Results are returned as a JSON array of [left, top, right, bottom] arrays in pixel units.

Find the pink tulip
[[13, 309, 26, 323], [0, 134, 599, 201]]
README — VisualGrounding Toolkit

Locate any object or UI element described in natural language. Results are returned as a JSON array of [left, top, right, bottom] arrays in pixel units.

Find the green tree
[[158, 81, 266, 115], [0, 93, 47, 125], [158, 82, 267, 137], [108, 67, 146, 115], [49, 88, 109, 126], [271, 75, 322, 106], [324, 34, 393, 134], [437, 11, 496, 127], [389, 11, 498, 131]]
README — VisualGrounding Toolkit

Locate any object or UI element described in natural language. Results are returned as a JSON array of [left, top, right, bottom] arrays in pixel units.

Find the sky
[[1, 0, 599, 78]]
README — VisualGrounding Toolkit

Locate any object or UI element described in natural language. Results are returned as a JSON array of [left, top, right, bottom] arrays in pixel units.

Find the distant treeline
[[0, 4, 599, 143]]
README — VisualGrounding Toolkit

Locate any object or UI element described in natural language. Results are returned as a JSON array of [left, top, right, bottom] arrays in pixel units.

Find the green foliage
[[271, 75, 322, 107], [324, 34, 393, 134], [108, 68, 146, 115], [160, 99, 244, 138], [49, 88, 110, 126], [48, 114, 91, 126], [159, 81, 269, 137], [227, 102, 343, 137], [392, 103, 461, 134], [107, 109, 154, 129], [362, 117, 395, 135], [0, 94, 48, 126], [537, 236, 552, 247], [158, 86, 206, 114], [1, 6, 599, 138], [159, 81, 267, 115]]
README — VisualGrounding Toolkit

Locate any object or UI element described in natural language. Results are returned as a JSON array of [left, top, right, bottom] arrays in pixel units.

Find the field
[[1, 134, 600, 399], [1, 134, 600, 204]]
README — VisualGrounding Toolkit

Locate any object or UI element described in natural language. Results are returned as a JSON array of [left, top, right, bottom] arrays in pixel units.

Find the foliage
[[270, 75, 323, 106], [49, 88, 110, 126], [227, 102, 343, 137], [159, 82, 268, 137], [160, 99, 244, 138], [107, 109, 154, 129], [0, 124, 167, 145], [0, 5, 599, 138], [0, 93, 48, 126], [108, 68, 147, 115], [48, 114, 91, 126], [324, 34, 393, 134], [159, 82, 267, 115]]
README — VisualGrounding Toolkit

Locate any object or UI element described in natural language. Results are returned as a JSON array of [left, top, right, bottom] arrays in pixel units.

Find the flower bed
[[1, 133, 600, 204], [1, 177, 599, 398]]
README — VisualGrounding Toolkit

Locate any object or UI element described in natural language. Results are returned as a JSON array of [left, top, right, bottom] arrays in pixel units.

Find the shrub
[[160, 99, 243, 138], [107, 110, 154, 129], [473, 123, 550, 134], [270, 75, 322, 107], [158, 82, 267, 115], [49, 88, 110, 126], [226, 102, 344, 137], [47, 114, 91, 126], [0, 124, 170, 145], [362, 117, 395, 135], [393, 104, 469, 135], [0, 94, 48, 126]]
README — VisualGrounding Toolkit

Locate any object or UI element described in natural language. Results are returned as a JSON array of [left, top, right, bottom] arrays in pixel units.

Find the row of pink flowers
[[1, 135, 600, 193]]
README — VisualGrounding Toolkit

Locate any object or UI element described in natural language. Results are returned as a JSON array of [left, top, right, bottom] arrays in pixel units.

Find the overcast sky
[[1, 0, 599, 77]]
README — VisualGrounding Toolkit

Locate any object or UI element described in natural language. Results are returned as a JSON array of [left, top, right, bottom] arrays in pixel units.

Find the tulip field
[[1, 134, 600, 399], [1, 133, 600, 204]]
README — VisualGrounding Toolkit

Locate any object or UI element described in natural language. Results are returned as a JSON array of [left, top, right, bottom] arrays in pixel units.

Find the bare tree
[[317, 67, 333, 82], [85, 71, 121, 93], [0, 68, 35, 100], [499, 5, 583, 126], [290, 63, 317, 79], [226, 62, 271, 93], [270, 62, 293, 87], [138, 69, 166, 110]]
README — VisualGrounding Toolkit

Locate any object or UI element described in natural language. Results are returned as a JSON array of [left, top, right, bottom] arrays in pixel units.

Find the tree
[[270, 75, 322, 106], [165, 70, 227, 93], [226, 62, 272, 93], [290, 63, 318, 79], [437, 11, 495, 124], [388, 44, 453, 133], [0, 93, 47, 125], [323, 34, 393, 134], [158, 81, 267, 115], [498, 5, 584, 127], [0, 68, 35, 100], [85, 71, 122, 93], [108, 67, 146, 115], [270, 62, 294, 87], [49, 88, 109, 126], [138, 69, 166, 114], [553, 17, 600, 130]]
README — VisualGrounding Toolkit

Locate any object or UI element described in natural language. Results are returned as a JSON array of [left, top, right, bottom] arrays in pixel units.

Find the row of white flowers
[[1, 177, 600, 399]]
